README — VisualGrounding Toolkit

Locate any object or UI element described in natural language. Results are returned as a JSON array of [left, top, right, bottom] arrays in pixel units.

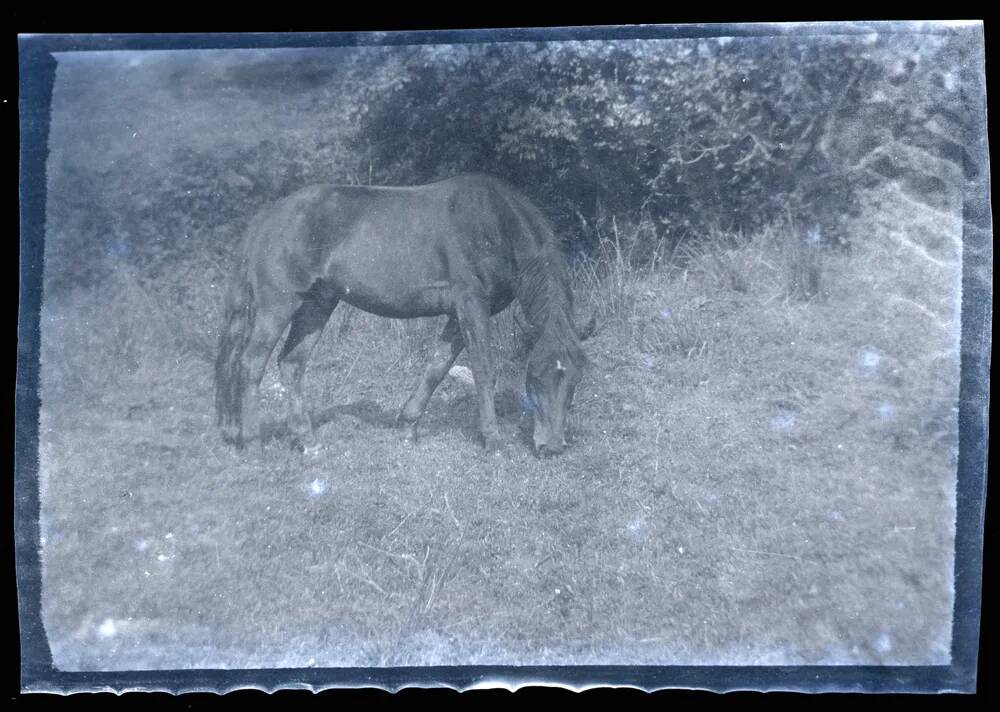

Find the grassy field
[[36, 180, 961, 670]]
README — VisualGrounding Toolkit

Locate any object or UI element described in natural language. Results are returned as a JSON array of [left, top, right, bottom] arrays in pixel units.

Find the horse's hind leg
[[398, 316, 464, 443], [277, 292, 338, 451], [238, 294, 300, 448]]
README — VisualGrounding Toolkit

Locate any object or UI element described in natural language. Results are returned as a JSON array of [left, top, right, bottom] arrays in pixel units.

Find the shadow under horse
[[214, 173, 593, 455]]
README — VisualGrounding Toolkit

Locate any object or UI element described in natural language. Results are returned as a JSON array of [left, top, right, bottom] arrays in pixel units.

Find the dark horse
[[214, 173, 592, 455]]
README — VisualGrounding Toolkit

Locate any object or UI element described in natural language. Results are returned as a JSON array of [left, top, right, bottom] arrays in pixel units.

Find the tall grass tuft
[[781, 211, 824, 302], [640, 303, 711, 361], [674, 226, 760, 295], [40, 265, 211, 404], [573, 214, 668, 325]]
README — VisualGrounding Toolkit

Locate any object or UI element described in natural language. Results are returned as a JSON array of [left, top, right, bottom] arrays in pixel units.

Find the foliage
[[354, 32, 969, 251], [42, 30, 972, 296]]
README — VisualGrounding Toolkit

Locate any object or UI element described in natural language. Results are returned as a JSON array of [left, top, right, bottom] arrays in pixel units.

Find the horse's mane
[[516, 252, 587, 369]]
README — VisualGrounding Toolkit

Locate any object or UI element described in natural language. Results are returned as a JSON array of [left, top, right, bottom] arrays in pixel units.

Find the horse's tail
[[214, 263, 256, 441]]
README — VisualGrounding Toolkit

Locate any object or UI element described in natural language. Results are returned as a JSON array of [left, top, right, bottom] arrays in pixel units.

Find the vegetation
[[37, 30, 968, 669], [44, 30, 972, 294]]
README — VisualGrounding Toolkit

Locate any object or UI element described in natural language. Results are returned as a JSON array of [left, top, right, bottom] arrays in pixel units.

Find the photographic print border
[[16, 23, 991, 693]]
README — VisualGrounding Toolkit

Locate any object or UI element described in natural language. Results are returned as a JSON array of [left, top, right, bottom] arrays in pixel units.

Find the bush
[[42, 30, 973, 304]]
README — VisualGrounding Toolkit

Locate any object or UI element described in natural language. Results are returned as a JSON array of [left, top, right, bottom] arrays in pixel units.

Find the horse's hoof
[[221, 426, 242, 448], [482, 435, 504, 455], [402, 424, 418, 446]]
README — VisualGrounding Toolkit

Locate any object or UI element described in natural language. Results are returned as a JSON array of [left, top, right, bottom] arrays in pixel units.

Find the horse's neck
[[516, 253, 572, 332]]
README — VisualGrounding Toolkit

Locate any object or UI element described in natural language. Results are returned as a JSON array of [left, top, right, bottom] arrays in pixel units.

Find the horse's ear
[[576, 312, 598, 341]]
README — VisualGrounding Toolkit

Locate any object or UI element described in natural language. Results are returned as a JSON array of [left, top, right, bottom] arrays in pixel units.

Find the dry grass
[[573, 215, 669, 324], [36, 184, 961, 670]]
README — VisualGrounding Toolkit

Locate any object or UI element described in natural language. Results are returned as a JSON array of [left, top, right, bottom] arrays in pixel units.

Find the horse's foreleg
[[398, 316, 464, 443], [455, 293, 502, 452], [277, 296, 338, 451]]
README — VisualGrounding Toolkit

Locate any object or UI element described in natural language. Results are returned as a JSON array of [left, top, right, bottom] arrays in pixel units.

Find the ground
[[35, 182, 961, 670]]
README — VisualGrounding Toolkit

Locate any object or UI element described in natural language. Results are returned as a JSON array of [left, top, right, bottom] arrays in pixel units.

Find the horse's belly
[[321, 219, 513, 318], [338, 280, 454, 318]]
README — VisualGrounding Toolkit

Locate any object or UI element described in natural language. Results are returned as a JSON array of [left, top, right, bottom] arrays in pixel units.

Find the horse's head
[[524, 315, 594, 456]]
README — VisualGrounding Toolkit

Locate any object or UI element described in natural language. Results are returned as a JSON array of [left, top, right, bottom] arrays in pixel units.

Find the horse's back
[[243, 174, 555, 312], [250, 173, 539, 239]]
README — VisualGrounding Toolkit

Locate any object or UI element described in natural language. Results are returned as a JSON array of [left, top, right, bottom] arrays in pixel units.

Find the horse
[[214, 173, 593, 455]]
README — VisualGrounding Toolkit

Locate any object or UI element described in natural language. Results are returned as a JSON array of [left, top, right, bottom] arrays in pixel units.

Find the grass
[[36, 181, 962, 670]]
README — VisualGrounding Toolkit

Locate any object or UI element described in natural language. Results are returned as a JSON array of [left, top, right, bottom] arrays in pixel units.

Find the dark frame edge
[[17, 36, 58, 687], [14, 664, 979, 695], [15, 23, 991, 694], [949, 17, 992, 696]]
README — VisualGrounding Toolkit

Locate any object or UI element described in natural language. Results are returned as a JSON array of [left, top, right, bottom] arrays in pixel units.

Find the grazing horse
[[214, 173, 592, 455]]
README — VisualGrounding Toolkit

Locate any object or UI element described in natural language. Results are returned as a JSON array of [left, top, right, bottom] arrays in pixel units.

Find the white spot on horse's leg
[[556, 359, 565, 371], [97, 618, 117, 638], [448, 365, 475, 386]]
